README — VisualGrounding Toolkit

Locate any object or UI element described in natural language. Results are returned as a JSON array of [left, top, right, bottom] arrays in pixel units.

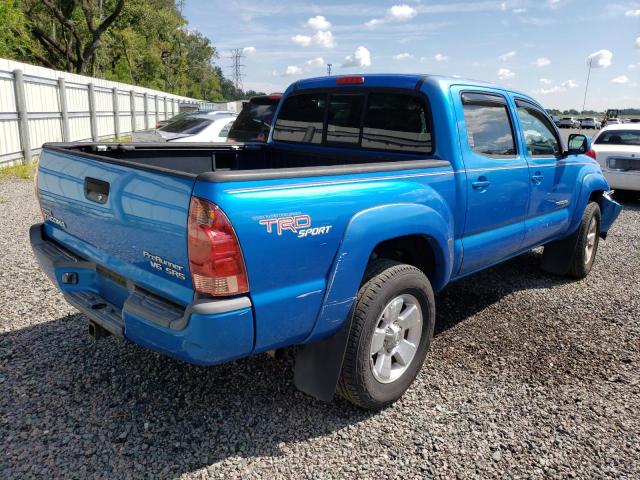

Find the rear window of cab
[[272, 91, 433, 154]]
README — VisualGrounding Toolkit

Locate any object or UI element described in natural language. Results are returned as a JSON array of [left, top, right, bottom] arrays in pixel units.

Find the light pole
[[580, 57, 594, 132]]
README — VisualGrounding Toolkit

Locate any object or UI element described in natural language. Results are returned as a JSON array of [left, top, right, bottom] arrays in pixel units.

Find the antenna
[[326, 63, 332, 76], [230, 48, 245, 91]]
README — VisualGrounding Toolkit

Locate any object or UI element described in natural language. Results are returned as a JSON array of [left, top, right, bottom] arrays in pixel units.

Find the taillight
[[155, 123, 161, 129], [187, 197, 249, 296], [586, 149, 597, 160]]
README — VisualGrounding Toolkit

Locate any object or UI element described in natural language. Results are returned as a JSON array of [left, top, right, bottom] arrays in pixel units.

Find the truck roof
[[289, 73, 538, 108]]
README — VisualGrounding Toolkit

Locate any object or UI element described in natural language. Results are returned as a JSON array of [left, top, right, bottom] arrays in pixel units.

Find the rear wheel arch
[[370, 234, 439, 288]]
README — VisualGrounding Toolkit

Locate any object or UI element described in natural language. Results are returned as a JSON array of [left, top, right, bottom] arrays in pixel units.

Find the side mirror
[[566, 133, 591, 155]]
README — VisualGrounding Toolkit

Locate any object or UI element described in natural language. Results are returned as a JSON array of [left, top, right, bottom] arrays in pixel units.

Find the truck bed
[[45, 142, 448, 180]]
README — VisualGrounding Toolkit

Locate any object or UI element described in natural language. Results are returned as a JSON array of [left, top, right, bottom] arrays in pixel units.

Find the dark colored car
[[227, 95, 282, 142]]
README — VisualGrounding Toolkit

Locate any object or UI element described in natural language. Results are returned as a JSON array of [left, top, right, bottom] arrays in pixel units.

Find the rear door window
[[362, 93, 432, 153], [461, 93, 516, 157], [272, 94, 326, 144]]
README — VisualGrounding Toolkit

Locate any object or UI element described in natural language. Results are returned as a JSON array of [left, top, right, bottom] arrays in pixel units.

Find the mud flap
[[599, 192, 622, 238], [293, 315, 353, 402], [540, 230, 579, 275]]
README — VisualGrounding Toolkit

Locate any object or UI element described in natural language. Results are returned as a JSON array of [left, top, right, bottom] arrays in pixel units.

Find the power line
[[229, 48, 245, 91]]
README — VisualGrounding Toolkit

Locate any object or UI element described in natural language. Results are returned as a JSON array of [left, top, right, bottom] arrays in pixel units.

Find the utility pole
[[326, 63, 332, 76], [580, 58, 593, 134], [230, 48, 245, 91]]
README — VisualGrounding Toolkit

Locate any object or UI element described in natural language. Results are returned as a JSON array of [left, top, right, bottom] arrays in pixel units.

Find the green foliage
[[0, 162, 36, 179], [0, 0, 41, 60], [2, 0, 259, 102]]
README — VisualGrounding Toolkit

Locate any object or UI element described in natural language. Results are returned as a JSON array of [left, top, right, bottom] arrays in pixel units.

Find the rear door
[[37, 148, 196, 306], [512, 98, 576, 247], [451, 87, 530, 274]]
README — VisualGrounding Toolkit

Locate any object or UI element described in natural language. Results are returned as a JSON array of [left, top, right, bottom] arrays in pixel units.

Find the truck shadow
[[0, 250, 580, 477]]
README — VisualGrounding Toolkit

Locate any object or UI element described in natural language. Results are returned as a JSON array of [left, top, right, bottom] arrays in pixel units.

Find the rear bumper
[[603, 170, 640, 192], [30, 223, 254, 366]]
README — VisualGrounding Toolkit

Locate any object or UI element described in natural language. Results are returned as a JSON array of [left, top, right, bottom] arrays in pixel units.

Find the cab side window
[[461, 92, 516, 158], [515, 101, 561, 157]]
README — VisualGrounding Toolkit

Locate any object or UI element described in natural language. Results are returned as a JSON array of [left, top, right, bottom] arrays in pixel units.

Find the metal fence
[[0, 58, 217, 167]]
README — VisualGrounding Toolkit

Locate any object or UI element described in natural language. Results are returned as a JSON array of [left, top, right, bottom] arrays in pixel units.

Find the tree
[[26, 0, 125, 75]]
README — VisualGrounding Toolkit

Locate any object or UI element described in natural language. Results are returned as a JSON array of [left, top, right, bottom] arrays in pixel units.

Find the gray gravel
[[1, 176, 639, 479]]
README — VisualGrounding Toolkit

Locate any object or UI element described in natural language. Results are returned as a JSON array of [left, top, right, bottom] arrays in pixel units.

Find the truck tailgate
[[37, 147, 195, 306]]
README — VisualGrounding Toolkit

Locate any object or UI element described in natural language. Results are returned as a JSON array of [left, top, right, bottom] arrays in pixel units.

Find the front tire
[[337, 260, 435, 410], [541, 202, 601, 278]]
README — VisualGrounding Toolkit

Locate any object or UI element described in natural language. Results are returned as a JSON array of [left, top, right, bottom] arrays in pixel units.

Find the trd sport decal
[[256, 213, 333, 238]]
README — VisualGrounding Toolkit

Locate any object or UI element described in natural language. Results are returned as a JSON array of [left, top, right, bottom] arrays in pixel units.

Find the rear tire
[[337, 260, 435, 410]]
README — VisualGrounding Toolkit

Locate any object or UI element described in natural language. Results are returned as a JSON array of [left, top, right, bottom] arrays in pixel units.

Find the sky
[[183, 0, 640, 111]]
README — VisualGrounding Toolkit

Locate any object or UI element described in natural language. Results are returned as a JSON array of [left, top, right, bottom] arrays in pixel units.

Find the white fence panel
[[0, 57, 215, 166]]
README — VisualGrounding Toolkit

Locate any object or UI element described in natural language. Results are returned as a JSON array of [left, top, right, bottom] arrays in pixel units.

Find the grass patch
[[110, 135, 132, 142], [0, 162, 36, 180]]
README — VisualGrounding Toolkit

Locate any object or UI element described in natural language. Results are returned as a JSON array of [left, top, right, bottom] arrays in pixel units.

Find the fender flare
[[569, 171, 609, 234], [294, 202, 453, 402]]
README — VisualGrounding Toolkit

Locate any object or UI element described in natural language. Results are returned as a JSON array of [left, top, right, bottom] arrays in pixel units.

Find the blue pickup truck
[[31, 74, 621, 409]]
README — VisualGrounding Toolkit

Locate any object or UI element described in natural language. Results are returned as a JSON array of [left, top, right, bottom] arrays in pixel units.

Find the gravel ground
[[1, 176, 639, 479]]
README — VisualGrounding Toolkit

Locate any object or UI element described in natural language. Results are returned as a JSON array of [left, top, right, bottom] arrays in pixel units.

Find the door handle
[[472, 176, 490, 191], [531, 171, 544, 185], [84, 177, 110, 204]]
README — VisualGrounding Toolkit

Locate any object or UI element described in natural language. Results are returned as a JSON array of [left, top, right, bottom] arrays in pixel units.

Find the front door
[[452, 88, 530, 275], [512, 98, 576, 248]]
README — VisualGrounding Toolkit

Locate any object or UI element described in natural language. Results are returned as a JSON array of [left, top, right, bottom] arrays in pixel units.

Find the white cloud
[[539, 78, 553, 85], [497, 68, 515, 80], [587, 49, 613, 68], [560, 79, 579, 88], [388, 4, 417, 21], [342, 46, 372, 68], [611, 75, 630, 84], [305, 15, 331, 30], [629, 63, 640, 70], [393, 53, 413, 61], [533, 86, 564, 95], [242, 46, 256, 56], [365, 4, 417, 28], [305, 57, 325, 69], [636, 37, 640, 49], [291, 31, 335, 48], [547, 0, 561, 7], [513, 8, 527, 14], [291, 34, 312, 47], [625, 9, 640, 17], [313, 30, 336, 48], [434, 53, 449, 62], [533, 57, 551, 67], [499, 51, 516, 61], [284, 66, 303, 76]]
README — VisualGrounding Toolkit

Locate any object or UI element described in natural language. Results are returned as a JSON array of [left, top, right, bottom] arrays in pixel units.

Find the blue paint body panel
[[32, 74, 622, 367]]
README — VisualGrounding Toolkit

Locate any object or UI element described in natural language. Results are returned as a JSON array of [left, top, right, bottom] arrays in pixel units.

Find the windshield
[[595, 130, 640, 146], [227, 101, 278, 141], [160, 117, 212, 135]]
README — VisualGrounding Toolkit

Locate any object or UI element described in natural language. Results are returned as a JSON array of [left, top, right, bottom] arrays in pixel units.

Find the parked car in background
[[158, 113, 237, 143], [603, 118, 621, 127], [227, 95, 282, 142], [558, 117, 580, 128], [580, 117, 602, 129], [156, 110, 233, 129], [551, 115, 560, 126], [629, 118, 640, 124], [592, 124, 640, 198]]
